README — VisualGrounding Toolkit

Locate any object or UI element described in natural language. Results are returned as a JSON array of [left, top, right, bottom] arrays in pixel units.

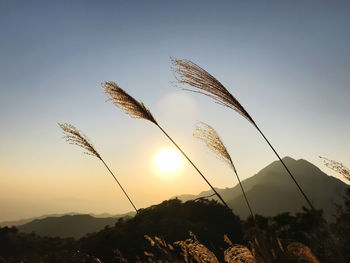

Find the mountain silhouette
[[7, 157, 348, 240], [17, 213, 134, 239], [177, 157, 348, 219]]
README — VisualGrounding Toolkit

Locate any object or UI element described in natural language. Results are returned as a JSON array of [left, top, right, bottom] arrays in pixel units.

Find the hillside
[[0, 199, 244, 262], [17, 213, 134, 239], [177, 157, 348, 219], [2, 197, 347, 262], [12, 157, 348, 241], [0, 212, 133, 228], [79, 199, 243, 262], [0, 213, 84, 228]]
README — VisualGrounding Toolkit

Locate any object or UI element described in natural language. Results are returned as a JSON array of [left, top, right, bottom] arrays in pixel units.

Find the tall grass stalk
[[103, 81, 229, 209], [58, 123, 138, 212], [319, 156, 350, 182], [172, 58, 314, 210], [194, 122, 254, 219]]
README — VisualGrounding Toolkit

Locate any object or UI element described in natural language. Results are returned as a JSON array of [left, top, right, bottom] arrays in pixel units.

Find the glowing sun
[[155, 149, 182, 174]]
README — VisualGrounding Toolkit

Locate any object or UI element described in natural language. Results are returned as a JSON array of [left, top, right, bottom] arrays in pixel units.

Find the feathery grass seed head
[[58, 123, 101, 159], [319, 156, 350, 181], [172, 58, 255, 126], [287, 242, 319, 263], [173, 58, 315, 211], [224, 245, 257, 263], [194, 122, 236, 172], [175, 238, 219, 263], [103, 81, 158, 124]]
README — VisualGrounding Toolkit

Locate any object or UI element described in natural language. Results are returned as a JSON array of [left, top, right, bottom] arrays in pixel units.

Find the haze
[[1, 0, 349, 222]]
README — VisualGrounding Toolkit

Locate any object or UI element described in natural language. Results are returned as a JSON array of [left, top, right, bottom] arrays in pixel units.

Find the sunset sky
[[1, 0, 349, 222]]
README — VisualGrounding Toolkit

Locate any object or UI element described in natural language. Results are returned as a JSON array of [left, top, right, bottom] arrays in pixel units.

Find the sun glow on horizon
[[155, 149, 182, 174]]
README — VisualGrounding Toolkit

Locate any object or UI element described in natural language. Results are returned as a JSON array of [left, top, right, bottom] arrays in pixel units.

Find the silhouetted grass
[[193, 122, 254, 219], [320, 156, 350, 182], [103, 81, 229, 210], [58, 123, 138, 212], [172, 58, 314, 211], [103, 81, 230, 209]]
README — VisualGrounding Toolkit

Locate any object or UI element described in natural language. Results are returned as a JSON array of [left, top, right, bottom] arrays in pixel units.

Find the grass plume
[[172, 58, 314, 210], [319, 156, 350, 182], [58, 123, 101, 159], [104, 81, 157, 124], [58, 123, 138, 213], [171, 59, 255, 125], [102, 82, 230, 209], [224, 245, 257, 263], [194, 122, 254, 219]]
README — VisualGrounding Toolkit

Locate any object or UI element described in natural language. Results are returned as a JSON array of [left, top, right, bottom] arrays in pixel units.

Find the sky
[[0, 0, 349, 222]]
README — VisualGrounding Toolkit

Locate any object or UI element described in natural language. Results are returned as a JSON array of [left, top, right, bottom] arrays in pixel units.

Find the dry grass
[[319, 156, 350, 182], [98, 230, 325, 263], [142, 233, 220, 263], [59, 123, 101, 159], [143, 235, 177, 262], [224, 245, 257, 263], [174, 233, 219, 263], [287, 242, 319, 263], [172, 58, 314, 211], [224, 234, 257, 263], [172, 58, 255, 126], [102, 81, 230, 209], [58, 122, 138, 212], [104, 81, 158, 124], [194, 122, 254, 219], [139, 234, 320, 263], [194, 122, 234, 170]]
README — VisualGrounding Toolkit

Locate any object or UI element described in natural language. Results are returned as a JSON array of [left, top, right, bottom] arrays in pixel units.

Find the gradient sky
[[1, 0, 349, 222]]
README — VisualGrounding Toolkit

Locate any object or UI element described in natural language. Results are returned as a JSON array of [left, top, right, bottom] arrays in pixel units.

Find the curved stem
[[156, 124, 230, 209], [230, 160, 254, 219], [255, 125, 314, 210], [100, 158, 138, 213], [255, 125, 345, 262]]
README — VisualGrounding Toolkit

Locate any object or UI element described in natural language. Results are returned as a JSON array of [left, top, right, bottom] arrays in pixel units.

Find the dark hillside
[[80, 199, 242, 262], [18, 215, 126, 239]]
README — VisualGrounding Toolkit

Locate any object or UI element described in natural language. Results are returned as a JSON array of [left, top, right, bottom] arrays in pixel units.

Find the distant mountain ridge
[[0, 212, 134, 228], [4, 212, 135, 239], [176, 157, 348, 219], [4, 157, 347, 239], [0, 213, 81, 228]]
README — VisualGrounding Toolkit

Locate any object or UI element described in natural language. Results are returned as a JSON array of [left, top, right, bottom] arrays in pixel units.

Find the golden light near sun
[[155, 149, 182, 174]]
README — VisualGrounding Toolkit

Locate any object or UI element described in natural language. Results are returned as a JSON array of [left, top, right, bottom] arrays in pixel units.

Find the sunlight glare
[[155, 149, 182, 174]]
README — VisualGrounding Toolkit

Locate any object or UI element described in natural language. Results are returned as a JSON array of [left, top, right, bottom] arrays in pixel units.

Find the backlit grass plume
[[194, 122, 254, 219], [103, 81, 229, 209], [104, 81, 157, 124], [172, 58, 314, 210], [319, 156, 350, 182], [59, 123, 101, 159], [58, 123, 138, 212]]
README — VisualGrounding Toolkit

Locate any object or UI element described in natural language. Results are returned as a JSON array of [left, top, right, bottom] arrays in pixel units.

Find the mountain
[[0, 212, 135, 228], [176, 157, 348, 219], [6, 157, 347, 239], [16, 212, 135, 239], [80, 199, 243, 262], [0, 199, 244, 262], [0, 213, 83, 228]]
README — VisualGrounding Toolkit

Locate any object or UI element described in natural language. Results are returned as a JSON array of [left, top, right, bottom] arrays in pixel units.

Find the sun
[[155, 149, 182, 174]]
